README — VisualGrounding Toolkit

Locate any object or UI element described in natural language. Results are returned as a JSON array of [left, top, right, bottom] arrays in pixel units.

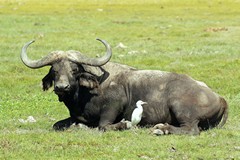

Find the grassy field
[[1, 0, 240, 159]]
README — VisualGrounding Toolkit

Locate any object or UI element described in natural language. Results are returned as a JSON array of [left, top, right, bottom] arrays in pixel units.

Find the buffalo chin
[[54, 91, 69, 102], [57, 94, 65, 102]]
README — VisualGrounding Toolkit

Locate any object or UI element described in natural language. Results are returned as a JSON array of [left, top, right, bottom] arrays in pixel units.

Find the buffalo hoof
[[152, 123, 170, 135], [124, 120, 132, 129], [120, 119, 132, 129]]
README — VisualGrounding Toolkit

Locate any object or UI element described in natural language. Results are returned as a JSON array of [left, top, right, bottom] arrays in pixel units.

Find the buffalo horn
[[21, 40, 58, 69], [68, 38, 112, 66]]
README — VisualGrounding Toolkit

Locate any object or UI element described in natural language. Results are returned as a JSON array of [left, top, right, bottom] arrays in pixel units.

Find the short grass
[[0, 0, 240, 159]]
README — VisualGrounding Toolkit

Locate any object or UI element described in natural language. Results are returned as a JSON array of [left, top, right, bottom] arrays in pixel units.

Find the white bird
[[131, 100, 147, 126]]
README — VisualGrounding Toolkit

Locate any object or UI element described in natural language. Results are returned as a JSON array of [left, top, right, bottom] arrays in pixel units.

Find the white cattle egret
[[131, 100, 147, 126]]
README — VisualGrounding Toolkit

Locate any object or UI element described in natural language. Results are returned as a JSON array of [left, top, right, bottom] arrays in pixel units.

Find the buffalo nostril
[[64, 85, 70, 90]]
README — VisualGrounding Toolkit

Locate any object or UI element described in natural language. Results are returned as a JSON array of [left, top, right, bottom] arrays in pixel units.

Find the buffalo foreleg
[[53, 117, 74, 131], [98, 104, 131, 131], [99, 120, 132, 131]]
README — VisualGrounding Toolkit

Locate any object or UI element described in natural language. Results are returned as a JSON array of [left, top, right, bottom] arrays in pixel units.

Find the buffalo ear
[[79, 72, 99, 89], [42, 67, 54, 91]]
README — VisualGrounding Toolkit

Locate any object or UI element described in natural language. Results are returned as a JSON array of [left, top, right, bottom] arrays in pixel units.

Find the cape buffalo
[[21, 39, 228, 135]]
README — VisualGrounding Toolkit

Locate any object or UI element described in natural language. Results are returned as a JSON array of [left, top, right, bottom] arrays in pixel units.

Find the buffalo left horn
[[68, 38, 112, 66]]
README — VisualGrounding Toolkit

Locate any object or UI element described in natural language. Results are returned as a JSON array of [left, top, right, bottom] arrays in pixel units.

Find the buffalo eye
[[71, 68, 79, 74], [52, 69, 59, 78]]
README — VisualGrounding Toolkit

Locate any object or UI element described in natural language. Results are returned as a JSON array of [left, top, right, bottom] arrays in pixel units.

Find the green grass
[[1, 0, 240, 159]]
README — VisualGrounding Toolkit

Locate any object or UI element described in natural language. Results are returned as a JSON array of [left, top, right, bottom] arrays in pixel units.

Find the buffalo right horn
[[21, 40, 58, 69]]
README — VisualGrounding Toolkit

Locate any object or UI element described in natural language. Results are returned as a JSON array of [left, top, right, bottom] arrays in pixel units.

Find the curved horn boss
[[20, 39, 112, 69]]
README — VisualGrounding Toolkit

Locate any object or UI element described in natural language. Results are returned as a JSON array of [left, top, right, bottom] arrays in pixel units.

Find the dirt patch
[[204, 27, 228, 32]]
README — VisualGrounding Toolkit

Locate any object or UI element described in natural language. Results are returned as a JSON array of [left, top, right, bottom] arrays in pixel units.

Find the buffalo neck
[[60, 84, 94, 118]]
